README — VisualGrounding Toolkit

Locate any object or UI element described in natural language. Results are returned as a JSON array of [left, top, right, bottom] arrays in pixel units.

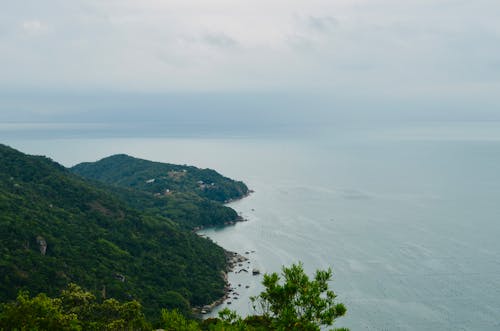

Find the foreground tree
[[250, 263, 347, 331], [0, 264, 348, 330], [161, 309, 199, 331], [0, 284, 150, 331], [0, 291, 80, 330]]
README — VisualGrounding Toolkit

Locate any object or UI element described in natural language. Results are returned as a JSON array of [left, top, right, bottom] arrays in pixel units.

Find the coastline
[[192, 189, 254, 315], [192, 190, 254, 232], [192, 250, 249, 315], [223, 189, 254, 204]]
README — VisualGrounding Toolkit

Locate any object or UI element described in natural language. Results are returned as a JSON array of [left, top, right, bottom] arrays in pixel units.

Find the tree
[[250, 263, 347, 331], [0, 291, 81, 331], [161, 309, 199, 331], [0, 284, 150, 331]]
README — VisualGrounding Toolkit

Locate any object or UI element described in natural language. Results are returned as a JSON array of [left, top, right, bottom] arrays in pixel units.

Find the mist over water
[[3, 121, 500, 330]]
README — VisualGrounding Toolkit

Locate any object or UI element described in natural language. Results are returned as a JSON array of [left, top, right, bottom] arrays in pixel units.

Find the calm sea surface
[[4, 122, 500, 330]]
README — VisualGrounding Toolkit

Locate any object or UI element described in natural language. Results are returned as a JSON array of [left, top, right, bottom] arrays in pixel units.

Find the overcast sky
[[1, 0, 500, 129]]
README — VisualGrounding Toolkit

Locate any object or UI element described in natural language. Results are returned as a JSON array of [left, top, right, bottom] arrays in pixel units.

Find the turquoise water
[[4, 122, 500, 330]]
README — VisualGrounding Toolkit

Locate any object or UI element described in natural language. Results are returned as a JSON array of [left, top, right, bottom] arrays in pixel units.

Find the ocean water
[[3, 121, 500, 330]]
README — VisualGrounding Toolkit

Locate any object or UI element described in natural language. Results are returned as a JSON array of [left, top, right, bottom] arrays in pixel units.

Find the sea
[[3, 121, 500, 330]]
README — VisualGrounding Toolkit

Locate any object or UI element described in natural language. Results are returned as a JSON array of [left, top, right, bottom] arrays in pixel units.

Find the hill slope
[[0, 144, 229, 318], [71, 154, 249, 203]]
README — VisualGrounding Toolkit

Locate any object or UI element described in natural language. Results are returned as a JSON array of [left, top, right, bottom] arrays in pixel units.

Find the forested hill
[[0, 144, 230, 319], [71, 154, 248, 229], [71, 154, 249, 203]]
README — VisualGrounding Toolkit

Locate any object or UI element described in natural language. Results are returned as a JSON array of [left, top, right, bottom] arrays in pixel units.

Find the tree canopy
[[71, 154, 249, 203], [250, 263, 347, 331], [0, 284, 149, 330], [0, 264, 348, 330]]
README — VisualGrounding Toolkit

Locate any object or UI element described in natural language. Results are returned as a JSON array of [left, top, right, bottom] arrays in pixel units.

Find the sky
[[1, 0, 500, 134]]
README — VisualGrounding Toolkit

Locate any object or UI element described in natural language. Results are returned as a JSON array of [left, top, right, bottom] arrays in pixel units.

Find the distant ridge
[[71, 154, 250, 229], [71, 154, 249, 203]]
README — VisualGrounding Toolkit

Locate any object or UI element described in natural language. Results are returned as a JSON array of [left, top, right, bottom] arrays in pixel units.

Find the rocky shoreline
[[192, 190, 254, 232], [192, 190, 256, 315], [192, 250, 249, 315], [223, 189, 254, 204]]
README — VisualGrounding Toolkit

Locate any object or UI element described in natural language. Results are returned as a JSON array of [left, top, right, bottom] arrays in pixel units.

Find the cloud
[[21, 20, 48, 35], [305, 15, 339, 33], [202, 32, 238, 48], [0, 0, 498, 119]]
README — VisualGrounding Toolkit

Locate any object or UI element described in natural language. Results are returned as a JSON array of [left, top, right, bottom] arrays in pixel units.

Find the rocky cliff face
[[36, 236, 47, 256]]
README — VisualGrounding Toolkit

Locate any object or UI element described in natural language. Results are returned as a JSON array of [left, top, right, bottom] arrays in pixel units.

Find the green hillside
[[71, 154, 249, 203], [95, 184, 241, 230], [0, 144, 230, 319]]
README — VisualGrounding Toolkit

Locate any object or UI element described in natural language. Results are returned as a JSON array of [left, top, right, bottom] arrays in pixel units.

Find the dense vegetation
[[105, 185, 240, 230], [71, 154, 249, 203], [0, 284, 149, 330], [0, 144, 240, 321], [0, 264, 348, 330], [71, 154, 249, 229]]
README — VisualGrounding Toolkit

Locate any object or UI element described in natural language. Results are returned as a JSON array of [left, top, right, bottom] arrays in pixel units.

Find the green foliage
[[169, 264, 348, 331], [0, 144, 228, 321], [250, 263, 347, 331], [109, 186, 240, 230], [71, 154, 249, 203], [0, 291, 80, 330], [90, 298, 148, 330], [161, 309, 200, 331], [0, 284, 149, 330], [71, 154, 248, 229]]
